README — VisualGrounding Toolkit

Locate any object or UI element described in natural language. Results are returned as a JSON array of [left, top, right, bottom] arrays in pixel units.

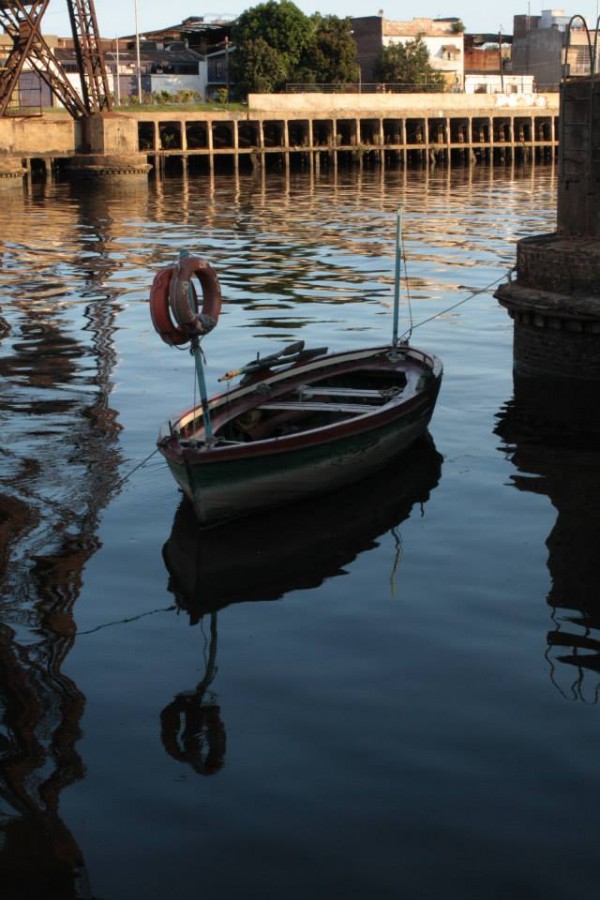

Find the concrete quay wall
[[0, 113, 76, 157], [247, 92, 556, 115], [138, 94, 559, 173], [0, 93, 560, 176]]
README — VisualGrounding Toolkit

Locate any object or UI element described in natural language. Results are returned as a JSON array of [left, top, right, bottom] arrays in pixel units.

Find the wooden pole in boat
[[176, 249, 215, 443], [392, 208, 403, 348], [191, 336, 214, 443]]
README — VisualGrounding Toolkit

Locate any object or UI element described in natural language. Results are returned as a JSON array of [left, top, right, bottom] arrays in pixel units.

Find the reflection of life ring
[[150, 257, 222, 347], [160, 696, 227, 776]]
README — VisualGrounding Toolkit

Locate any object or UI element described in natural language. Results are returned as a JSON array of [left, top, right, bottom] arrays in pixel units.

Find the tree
[[296, 15, 358, 85], [230, 37, 288, 96], [374, 37, 446, 88], [232, 0, 312, 71], [230, 2, 358, 96]]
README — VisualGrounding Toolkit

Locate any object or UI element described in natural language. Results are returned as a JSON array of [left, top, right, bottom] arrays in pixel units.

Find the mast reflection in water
[[161, 435, 442, 774], [496, 401, 600, 702]]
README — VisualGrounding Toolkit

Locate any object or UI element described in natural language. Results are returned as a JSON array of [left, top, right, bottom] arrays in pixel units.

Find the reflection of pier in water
[[495, 401, 600, 702], [0, 187, 127, 895], [160, 437, 442, 774]]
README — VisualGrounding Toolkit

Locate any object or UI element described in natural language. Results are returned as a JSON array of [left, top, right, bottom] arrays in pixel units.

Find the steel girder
[[0, 0, 112, 117]]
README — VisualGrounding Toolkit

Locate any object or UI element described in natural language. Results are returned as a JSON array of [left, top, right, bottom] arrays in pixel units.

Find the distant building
[[512, 8, 598, 90], [109, 17, 233, 102], [463, 33, 534, 95], [351, 15, 465, 89], [205, 42, 234, 101], [0, 17, 233, 110]]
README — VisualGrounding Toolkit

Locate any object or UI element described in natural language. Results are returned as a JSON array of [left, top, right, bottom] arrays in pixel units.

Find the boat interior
[[216, 368, 410, 443]]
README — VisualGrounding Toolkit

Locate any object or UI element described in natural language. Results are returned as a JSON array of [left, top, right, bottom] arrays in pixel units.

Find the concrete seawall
[[0, 93, 560, 179]]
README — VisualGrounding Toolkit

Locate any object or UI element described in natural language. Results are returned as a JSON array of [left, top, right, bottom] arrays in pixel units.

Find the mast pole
[[191, 336, 214, 443], [392, 208, 403, 347], [177, 250, 214, 443]]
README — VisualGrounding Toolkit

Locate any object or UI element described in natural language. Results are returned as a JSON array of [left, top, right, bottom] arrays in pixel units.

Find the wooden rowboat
[[158, 342, 442, 526], [151, 215, 442, 526]]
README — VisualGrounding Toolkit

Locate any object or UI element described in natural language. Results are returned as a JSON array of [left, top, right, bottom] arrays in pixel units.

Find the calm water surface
[[2, 164, 600, 899]]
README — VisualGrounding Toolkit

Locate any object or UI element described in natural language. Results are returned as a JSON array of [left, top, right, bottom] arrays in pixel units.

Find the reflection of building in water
[[495, 400, 600, 702], [0, 579, 92, 898], [0, 190, 126, 896]]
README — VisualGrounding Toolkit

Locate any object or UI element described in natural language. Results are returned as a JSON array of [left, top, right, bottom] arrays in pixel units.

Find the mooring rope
[[76, 603, 176, 636], [398, 267, 514, 342], [117, 446, 162, 487]]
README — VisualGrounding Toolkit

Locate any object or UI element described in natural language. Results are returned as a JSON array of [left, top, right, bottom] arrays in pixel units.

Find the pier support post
[[67, 114, 150, 182]]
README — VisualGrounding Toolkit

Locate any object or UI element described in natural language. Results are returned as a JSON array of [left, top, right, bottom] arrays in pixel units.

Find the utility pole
[[134, 0, 142, 104]]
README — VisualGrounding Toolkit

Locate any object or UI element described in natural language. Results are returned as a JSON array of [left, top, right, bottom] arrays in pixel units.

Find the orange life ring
[[150, 266, 189, 346], [149, 257, 222, 347], [169, 256, 222, 337]]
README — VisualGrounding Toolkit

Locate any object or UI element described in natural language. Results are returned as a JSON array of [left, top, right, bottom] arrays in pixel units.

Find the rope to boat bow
[[397, 268, 515, 342]]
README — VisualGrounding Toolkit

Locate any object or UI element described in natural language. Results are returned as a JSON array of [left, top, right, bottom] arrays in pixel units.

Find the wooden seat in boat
[[257, 400, 381, 414]]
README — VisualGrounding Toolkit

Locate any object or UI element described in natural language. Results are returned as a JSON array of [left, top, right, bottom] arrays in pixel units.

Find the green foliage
[[374, 37, 445, 87], [231, 2, 359, 96], [232, 0, 312, 70], [127, 93, 153, 106], [230, 37, 288, 96], [149, 89, 202, 105], [296, 15, 358, 84], [177, 89, 202, 103]]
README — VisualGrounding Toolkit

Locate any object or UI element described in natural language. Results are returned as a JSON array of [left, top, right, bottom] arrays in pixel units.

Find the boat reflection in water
[[160, 435, 443, 773], [495, 401, 600, 702]]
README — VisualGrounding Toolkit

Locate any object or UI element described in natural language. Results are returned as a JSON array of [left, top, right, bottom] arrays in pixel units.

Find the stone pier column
[[496, 77, 600, 430], [0, 156, 25, 188], [558, 78, 600, 236], [67, 113, 151, 182]]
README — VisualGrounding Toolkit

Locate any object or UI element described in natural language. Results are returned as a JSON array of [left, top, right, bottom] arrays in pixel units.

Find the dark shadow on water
[[495, 399, 600, 703], [159, 435, 443, 775]]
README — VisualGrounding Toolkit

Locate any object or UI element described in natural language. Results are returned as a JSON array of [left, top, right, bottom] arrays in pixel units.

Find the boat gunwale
[[158, 343, 442, 466]]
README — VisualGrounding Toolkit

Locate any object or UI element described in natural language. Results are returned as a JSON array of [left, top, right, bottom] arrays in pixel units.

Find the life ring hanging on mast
[[150, 256, 223, 347]]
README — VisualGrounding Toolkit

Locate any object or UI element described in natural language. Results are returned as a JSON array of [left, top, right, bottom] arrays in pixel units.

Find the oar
[[240, 342, 324, 376], [241, 346, 328, 376], [218, 340, 306, 382]]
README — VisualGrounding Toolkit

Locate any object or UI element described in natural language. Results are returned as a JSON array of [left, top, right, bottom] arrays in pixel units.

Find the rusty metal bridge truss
[[0, 0, 112, 117]]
